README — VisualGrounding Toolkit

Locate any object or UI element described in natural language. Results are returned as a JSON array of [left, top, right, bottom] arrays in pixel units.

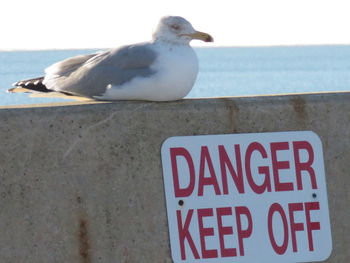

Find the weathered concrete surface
[[0, 92, 348, 263]]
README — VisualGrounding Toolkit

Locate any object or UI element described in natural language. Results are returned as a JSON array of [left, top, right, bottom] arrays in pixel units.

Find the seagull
[[9, 16, 213, 101]]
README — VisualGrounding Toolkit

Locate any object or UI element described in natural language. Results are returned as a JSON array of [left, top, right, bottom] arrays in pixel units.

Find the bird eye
[[171, 24, 180, 30]]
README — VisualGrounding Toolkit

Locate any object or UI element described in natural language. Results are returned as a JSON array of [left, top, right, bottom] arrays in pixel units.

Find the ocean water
[[1, 45, 350, 106]]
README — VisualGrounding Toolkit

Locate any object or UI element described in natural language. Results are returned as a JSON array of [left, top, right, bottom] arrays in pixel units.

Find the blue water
[[1, 45, 350, 106]]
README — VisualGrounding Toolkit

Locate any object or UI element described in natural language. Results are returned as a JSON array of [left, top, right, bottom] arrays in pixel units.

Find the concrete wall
[[0, 92, 348, 263]]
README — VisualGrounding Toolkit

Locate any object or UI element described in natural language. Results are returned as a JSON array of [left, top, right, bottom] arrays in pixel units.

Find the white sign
[[161, 131, 332, 263]]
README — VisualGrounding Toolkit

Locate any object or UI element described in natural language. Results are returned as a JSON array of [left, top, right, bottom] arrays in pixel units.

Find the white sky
[[1, 0, 350, 50]]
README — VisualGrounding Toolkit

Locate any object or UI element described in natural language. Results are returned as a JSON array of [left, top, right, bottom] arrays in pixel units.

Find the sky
[[1, 0, 350, 50]]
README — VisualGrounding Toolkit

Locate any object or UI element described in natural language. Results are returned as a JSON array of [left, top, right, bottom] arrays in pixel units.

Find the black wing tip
[[9, 77, 53, 93], [12, 81, 20, 87]]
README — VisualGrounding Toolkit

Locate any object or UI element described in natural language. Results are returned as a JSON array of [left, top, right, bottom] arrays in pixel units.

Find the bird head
[[153, 16, 214, 45]]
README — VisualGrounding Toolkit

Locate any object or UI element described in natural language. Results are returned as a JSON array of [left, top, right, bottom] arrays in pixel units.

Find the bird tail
[[8, 77, 51, 93], [8, 76, 93, 101]]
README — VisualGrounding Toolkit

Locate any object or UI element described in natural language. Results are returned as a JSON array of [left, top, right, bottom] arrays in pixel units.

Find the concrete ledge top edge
[[1, 91, 349, 111]]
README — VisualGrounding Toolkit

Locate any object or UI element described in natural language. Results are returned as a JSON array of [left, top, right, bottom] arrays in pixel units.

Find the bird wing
[[43, 43, 158, 98]]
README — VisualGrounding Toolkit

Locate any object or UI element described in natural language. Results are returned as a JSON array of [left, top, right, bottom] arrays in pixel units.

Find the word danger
[[170, 141, 316, 197], [161, 132, 331, 263]]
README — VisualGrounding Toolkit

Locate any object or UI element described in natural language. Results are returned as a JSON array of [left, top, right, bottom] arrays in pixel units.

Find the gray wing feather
[[44, 43, 157, 97], [45, 53, 98, 76]]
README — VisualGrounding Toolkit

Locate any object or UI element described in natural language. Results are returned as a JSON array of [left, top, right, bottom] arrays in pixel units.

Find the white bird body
[[96, 42, 199, 101]]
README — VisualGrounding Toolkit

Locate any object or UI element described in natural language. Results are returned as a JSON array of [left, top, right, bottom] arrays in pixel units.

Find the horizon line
[[1, 43, 350, 52]]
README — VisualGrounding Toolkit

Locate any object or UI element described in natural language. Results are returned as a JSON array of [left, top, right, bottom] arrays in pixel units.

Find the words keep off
[[161, 132, 332, 263]]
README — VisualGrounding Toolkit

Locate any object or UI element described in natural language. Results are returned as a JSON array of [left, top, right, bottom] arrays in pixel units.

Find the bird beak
[[184, 31, 214, 42]]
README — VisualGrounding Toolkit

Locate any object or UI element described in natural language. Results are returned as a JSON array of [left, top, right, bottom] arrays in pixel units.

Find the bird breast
[[150, 43, 199, 100]]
